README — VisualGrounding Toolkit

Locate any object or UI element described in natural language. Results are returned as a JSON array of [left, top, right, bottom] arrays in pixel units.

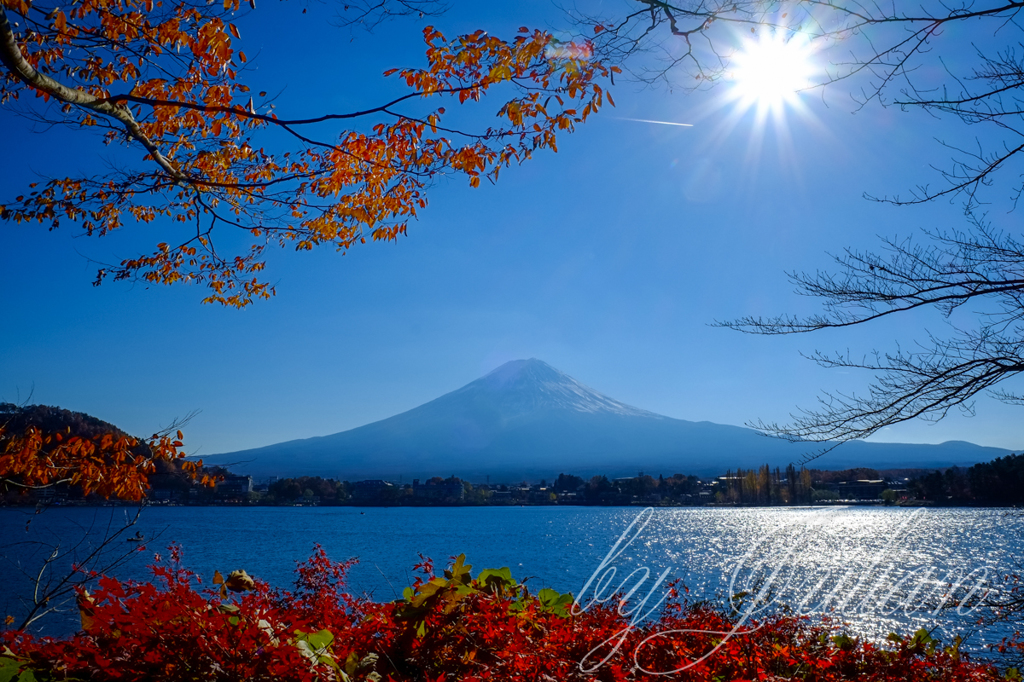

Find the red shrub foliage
[[0, 547, 1009, 681]]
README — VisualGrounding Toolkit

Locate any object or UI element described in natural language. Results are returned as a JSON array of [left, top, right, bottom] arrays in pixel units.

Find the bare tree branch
[[720, 214, 1024, 445]]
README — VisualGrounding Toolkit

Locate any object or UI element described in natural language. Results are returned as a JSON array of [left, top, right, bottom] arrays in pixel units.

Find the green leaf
[[294, 628, 338, 668], [306, 629, 335, 651], [831, 633, 856, 651], [0, 657, 23, 682], [478, 567, 512, 583], [444, 554, 472, 584], [344, 652, 360, 676], [537, 588, 574, 616], [908, 628, 938, 654], [410, 578, 447, 607], [477, 567, 516, 593]]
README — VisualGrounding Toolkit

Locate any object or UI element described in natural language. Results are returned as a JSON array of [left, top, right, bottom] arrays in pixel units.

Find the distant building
[[351, 479, 395, 502], [216, 476, 253, 497], [412, 477, 465, 501], [831, 479, 886, 500]]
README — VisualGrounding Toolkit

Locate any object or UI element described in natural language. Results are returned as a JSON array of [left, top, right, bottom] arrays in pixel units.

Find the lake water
[[2, 505, 1021, 659]]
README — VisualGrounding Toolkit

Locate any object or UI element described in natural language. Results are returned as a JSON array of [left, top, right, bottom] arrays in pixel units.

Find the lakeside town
[[11, 453, 1024, 508]]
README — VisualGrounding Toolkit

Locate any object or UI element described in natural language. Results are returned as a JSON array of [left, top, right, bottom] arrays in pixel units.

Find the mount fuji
[[209, 359, 1014, 480]]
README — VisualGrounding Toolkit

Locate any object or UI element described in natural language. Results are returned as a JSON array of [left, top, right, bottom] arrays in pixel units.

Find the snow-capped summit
[[450, 358, 660, 419]]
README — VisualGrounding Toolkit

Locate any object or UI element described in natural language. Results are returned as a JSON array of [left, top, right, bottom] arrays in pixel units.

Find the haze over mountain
[[210, 359, 1015, 480]]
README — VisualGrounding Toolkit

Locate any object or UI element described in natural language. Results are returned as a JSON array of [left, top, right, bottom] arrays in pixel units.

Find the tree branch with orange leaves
[[0, 404, 207, 501], [0, 0, 616, 306]]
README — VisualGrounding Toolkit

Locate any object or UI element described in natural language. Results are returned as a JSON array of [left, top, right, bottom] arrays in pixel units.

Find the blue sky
[[1, 0, 1021, 458]]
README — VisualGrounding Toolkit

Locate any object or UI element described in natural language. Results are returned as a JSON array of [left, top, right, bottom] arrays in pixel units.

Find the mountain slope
[[210, 359, 1016, 479]]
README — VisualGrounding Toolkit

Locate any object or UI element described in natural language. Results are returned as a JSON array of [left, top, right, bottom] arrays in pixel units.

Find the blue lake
[[2, 505, 1021, 658]]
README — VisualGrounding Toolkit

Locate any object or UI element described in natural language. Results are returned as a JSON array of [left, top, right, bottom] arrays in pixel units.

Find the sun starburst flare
[[728, 31, 817, 115]]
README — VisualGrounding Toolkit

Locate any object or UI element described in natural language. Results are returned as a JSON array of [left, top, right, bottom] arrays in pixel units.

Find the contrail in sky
[[615, 117, 694, 127]]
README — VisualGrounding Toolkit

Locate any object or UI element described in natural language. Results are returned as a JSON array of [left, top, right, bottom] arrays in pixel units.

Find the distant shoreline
[[3, 499, 1021, 510], [9, 453, 1023, 508]]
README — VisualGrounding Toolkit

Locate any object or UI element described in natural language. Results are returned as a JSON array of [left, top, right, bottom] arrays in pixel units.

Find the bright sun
[[729, 33, 815, 112]]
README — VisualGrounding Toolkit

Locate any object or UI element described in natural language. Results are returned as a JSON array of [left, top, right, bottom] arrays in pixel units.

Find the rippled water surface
[[2, 506, 1021, 653]]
